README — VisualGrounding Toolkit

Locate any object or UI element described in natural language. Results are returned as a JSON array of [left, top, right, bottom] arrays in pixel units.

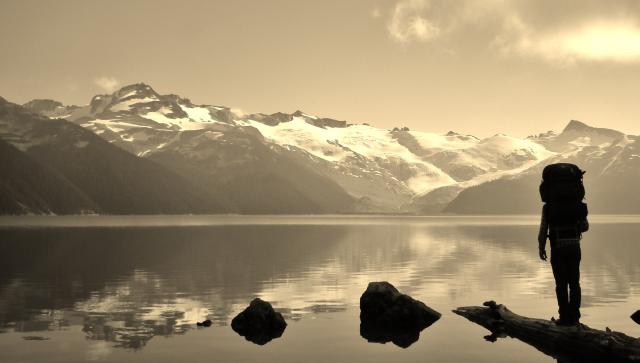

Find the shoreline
[[1, 214, 639, 228]]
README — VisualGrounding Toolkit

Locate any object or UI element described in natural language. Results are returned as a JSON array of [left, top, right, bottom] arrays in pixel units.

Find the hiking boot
[[554, 317, 574, 326], [571, 318, 580, 326]]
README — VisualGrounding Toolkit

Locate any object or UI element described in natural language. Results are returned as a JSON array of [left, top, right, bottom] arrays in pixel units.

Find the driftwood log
[[453, 301, 640, 363]]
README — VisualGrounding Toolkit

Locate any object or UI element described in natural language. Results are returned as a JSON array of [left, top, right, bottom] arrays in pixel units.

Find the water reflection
[[360, 324, 423, 348], [0, 225, 351, 348], [0, 217, 639, 359]]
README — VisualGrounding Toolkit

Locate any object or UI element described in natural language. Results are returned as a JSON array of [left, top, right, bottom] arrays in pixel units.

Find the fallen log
[[453, 301, 640, 363]]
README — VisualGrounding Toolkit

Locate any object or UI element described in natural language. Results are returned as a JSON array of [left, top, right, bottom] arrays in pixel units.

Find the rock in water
[[231, 298, 287, 345], [196, 319, 212, 327], [359, 281, 441, 348], [360, 281, 441, 329], [632, 310, 640, 325]]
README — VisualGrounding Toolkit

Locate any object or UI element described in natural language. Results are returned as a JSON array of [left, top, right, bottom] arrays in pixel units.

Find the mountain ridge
[[6, 82, 639, 215]]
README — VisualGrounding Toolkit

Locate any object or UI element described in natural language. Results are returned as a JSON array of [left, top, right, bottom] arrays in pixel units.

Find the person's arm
[[538, 205, 548, 260]]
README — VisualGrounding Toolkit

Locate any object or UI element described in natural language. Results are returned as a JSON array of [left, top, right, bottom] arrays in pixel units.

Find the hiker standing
[[538, 163, 589, 326]]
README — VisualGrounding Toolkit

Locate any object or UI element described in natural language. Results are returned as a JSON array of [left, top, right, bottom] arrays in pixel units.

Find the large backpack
[[540, 163, 588, 240], [545, 202, 588, 225], [545, 202, 588, 241], [539, 163, 585, 203]]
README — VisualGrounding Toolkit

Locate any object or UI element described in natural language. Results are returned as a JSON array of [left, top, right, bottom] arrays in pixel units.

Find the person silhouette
[[538, 164, 589, 326]]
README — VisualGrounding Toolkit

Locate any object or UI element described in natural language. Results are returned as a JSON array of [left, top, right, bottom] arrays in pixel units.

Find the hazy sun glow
[[562, 22, 640, 62], [514, 21, 640, 64]]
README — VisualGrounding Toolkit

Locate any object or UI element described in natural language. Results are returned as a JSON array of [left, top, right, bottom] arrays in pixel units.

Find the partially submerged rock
[[359, 281, 441, 348], [632, 310, 640, 325], [231, 298, 287, 345], [196, 319, 212, 327]]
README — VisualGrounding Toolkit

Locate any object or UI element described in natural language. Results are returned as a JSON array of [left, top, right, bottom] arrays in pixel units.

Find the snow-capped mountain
[[24, 83, 556, 212], [16, 83, 640, 214], [0, 96, 231, 215], [445, 121, 640, 214], [28, 83, 235, 130]]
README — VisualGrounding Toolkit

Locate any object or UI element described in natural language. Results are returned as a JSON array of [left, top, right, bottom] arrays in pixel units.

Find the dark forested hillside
[[0, 139, 98, 214]]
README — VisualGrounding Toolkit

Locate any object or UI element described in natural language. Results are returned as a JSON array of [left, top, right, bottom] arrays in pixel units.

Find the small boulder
[[231, 298, 287, 345], [360, 281, 441, 348], [360, 281, 441, 329], [632, 310, 640, 325], [196, 319, 212, 327]]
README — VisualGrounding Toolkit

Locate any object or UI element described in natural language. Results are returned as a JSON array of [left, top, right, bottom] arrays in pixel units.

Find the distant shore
[[1, 214, 639, 228]]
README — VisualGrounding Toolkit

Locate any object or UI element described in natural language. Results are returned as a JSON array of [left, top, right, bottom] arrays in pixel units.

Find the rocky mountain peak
[[528, 130, 557, 139], [561, 119, 624, 139], [563, 120, 592, 132], [113, 83, 159, 101], [23, 99, 63, 113], [445, 131, 479, 141]]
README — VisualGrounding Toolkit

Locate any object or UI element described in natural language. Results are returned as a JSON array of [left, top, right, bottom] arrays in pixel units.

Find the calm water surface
[[0, 215, 639, 363]]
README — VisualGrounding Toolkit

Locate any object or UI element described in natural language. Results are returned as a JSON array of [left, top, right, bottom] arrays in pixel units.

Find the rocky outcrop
[[359, 281, 441, 348], [231, 298, 287, 345]]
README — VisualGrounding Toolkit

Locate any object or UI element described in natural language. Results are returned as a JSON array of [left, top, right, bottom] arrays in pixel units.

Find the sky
[[1, 0, 639, 137]]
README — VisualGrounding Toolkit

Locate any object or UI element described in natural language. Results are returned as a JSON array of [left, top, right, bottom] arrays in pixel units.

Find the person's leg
[[551, 249, 569, 321], [567, 246, 582, 323]]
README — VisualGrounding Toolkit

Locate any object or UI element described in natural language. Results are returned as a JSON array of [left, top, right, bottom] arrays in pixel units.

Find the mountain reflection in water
[[0, 216, 639, 362]]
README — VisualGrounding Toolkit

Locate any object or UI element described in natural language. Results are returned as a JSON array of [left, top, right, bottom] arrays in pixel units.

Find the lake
[[0, 215, 639, 363]]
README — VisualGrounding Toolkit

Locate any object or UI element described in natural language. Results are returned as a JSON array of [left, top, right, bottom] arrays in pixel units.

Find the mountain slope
[[0, 138, 98, 214], [445, 122, 640, 214], [24, 85, 361, 213], [0, 97, 231, 214], [145, 128, 356, 214], [18, 91, 357, 214]]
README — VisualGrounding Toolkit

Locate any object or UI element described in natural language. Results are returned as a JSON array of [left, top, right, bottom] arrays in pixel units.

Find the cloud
[[379, 0, 640, 64], [371, 7, 382, 20], [94, 76, 120, 93], [387, 0, 440, 43], [230, 108, 245, 118], [495, 16, 640, 64]]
